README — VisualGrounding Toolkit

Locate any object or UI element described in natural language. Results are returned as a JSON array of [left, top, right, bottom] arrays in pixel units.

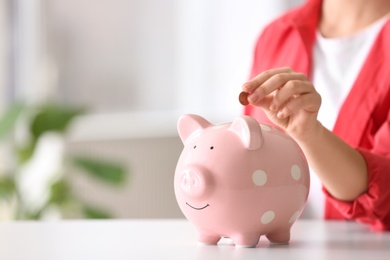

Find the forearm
[[295, 122, 368, 202]]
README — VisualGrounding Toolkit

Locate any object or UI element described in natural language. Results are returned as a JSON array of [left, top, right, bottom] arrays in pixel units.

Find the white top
[[1, 219, 390, 260], [305, 16, 389, 219]]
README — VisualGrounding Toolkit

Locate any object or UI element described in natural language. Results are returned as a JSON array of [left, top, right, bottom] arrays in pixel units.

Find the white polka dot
[[252, 170, 267, 186], [261, 211, 275, 224], [289, 211, 301, 224], [260, 124, 271, 131], [291, 165, 301, 180]]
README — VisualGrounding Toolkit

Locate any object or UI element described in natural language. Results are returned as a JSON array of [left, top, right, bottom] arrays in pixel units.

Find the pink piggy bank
[[174, 114, 310, 247]]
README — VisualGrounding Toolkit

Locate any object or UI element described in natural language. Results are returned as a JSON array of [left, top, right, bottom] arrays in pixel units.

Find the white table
[[0, 219, 389, 260]]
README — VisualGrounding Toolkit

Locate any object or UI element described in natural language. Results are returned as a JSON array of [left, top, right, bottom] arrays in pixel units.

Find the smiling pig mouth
[[186, 202, 210, 210]]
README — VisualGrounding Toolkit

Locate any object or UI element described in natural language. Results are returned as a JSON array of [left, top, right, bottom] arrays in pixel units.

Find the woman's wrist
[[289, 119, 325, 146]]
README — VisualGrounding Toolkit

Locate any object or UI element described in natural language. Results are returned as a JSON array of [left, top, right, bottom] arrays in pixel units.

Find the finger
[[249, 95, 274, 110], [248, 71, 306, 104], [271, 80, 313, 111], [276, 92, 321, 119], [242, 67, 293, 93]]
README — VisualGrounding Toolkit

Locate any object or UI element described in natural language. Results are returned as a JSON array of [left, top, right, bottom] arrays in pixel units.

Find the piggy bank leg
[[232, 234, 261, 248], [265, 229, 290, 244], [197, 233, 221, 245]]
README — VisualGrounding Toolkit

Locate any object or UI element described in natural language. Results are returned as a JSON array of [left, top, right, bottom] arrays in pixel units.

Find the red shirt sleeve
[[324, 121, 390, 231]]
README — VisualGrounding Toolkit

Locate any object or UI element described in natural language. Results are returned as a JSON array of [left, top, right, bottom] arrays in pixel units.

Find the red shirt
[[245, 0, 390, 231]]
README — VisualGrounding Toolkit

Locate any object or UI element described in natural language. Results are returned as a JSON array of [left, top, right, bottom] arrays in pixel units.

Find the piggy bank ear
[[229, 116, 263, 150], [177, 114, 212, 144]]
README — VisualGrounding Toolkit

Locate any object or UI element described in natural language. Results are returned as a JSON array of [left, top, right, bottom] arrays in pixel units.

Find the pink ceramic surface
[[174, 114, 310, 247]]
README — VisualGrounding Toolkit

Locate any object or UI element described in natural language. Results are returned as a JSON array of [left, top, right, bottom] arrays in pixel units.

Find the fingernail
[[248, 94, 258, 103], [277, 111, 285, 119], [242, 83, 251, 92]]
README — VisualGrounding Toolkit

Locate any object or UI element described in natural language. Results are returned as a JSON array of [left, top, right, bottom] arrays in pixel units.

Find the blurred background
[[0, 0, 304, 220]]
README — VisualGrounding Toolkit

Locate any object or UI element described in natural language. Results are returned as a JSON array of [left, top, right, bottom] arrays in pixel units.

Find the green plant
[[0, 102, 127, 220]]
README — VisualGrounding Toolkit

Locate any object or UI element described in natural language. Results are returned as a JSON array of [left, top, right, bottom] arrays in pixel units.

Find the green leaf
[[0, 176, 16, 199], [48, 179, 71, 205], [72, 156, 127, 185], [16, 140, 36, 163], [82, 205, 111, 219], [24, 210, 43, 220], [30, 103, 85, 140], [0, 103, 25, 141]]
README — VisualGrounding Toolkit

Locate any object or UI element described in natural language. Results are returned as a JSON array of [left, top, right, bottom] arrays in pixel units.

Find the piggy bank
[[174, 114, 310, 247]]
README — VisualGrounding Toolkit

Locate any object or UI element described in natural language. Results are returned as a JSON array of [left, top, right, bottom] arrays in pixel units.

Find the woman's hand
[[242, 67, 322, 142], [243, 67, 368, 201]]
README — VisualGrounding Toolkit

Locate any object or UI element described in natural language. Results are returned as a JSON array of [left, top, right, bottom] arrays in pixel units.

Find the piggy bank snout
[[179, 167, 212, 199]]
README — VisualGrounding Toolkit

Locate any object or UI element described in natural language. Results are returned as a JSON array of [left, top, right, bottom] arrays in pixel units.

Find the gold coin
[[239, 91, 249, 106]]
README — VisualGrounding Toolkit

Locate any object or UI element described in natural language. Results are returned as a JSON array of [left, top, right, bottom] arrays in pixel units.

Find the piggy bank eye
[[210, 146, 214, 150], [193, 145, 197, 149]]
